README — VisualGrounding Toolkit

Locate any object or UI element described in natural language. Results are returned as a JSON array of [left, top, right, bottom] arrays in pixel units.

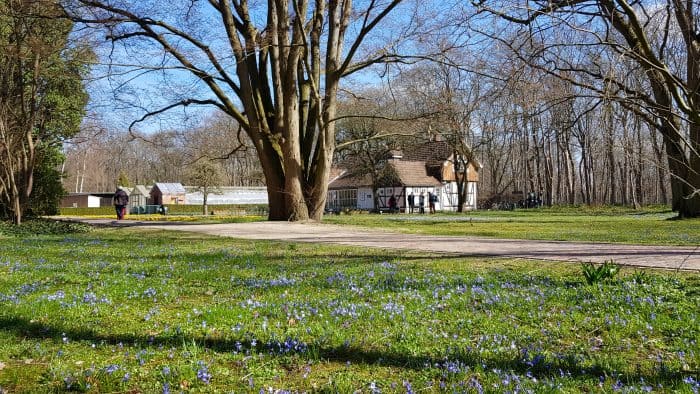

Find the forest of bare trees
[[57, 1, 699, 218], [62, 113, 264, 192]]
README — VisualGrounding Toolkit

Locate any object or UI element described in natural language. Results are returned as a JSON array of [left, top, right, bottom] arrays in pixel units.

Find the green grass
[[323, 206, 700, 246], [0, 227, 698, 392]]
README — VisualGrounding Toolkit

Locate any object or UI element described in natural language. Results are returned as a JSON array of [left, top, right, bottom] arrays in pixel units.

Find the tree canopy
[[0, 0, 89, 224], [63, 0, 444, 221]]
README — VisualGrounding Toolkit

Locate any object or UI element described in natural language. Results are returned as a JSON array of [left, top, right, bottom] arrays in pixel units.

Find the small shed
[[129, 185, 152, 209], [150, 183, 186, 205]]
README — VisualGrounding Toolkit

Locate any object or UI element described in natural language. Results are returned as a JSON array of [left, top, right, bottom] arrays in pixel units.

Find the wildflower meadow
[[0, 225, 698, 393]]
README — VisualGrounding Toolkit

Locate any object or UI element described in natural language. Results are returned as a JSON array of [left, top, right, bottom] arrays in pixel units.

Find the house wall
[[375, 187, 404, 210], [403, 187, 440, 211], [61, 195, 102, 208], [357, 187, 374, 210], [327, 183, 479, 212], [151, 192, 185, 205], [438, 181, 478, 211]]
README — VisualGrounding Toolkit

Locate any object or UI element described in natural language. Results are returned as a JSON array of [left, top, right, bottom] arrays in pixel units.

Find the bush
[[0, 219, 91, 236], [60, 207, 115, 216], [581, 260, 621, 285]]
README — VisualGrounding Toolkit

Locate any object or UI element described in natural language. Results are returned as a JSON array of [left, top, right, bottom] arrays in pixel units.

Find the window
[[327, 189, 357, 209]]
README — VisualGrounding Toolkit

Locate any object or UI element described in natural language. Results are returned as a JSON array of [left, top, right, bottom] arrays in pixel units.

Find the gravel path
[[70, 219, 700, 271]]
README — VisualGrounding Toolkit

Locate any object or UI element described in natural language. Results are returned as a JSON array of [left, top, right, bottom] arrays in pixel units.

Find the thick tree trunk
[[665, 133, 700, 218]]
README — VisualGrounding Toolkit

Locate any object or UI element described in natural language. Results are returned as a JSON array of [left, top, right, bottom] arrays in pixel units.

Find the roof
[[152, 182, 186, 194], [130, 185, 151, 196], [328, 171, 373, 189], [389, 161, 442, 187], [329, 160, 442, 189], [402, 140, 452, 164]]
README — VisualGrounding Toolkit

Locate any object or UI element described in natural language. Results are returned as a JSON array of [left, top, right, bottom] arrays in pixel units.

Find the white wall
[[87, 195, 101, 208], [357, 187, 374, 209]]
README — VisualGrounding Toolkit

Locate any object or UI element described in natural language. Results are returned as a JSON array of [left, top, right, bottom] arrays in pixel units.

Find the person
[[429, 191, 436, 214], [113, 187, 129, 220], [407, 192, 415, 213], [388, 195, 397, 213], [418, 192, 425, 214]]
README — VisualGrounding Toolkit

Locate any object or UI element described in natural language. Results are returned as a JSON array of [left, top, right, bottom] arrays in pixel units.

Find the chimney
[[388, 150, 403, 160]]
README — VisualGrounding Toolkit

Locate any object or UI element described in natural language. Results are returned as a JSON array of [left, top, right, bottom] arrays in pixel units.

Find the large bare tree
[[63, 0, 431, 221], [472, 0, 700, 217]]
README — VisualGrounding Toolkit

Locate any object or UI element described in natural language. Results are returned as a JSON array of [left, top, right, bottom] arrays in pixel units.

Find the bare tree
[[63, 0, 433, 221], [471, 0, 700, 217], [186, 159, 224, 215]]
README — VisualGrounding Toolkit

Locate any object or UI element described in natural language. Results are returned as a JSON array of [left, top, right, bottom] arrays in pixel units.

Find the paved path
[[69, 219, 700, 271]]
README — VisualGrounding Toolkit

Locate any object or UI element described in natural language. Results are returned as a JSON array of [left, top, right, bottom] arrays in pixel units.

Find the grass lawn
[[322, 206, 700, 246], [0, 224, 699, 393]]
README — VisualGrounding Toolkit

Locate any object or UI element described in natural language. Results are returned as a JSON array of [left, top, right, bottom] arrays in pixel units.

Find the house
[[327, 140, 480, 212], [150, 183, 186, 205]]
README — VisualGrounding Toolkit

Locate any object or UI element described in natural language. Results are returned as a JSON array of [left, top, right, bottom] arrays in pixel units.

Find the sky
[[75, 0, 472, 136]]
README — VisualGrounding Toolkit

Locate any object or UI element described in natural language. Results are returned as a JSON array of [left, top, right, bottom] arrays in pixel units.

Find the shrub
[[0, 219, 91, 236], [581, 260, 621, 285]]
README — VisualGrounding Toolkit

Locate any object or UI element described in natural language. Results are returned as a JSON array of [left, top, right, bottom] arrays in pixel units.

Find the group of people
[[405, 191, 437, 214]]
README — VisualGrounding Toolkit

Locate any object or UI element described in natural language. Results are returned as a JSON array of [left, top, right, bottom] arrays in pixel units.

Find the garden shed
[[150, 183, 186, 205], [129, 185, 151, 208]]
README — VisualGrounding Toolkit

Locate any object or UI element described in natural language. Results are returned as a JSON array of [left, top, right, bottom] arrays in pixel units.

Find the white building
[[327, 140, 481, 212]]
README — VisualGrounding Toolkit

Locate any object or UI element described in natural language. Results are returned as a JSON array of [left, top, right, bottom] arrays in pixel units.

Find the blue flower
[[196, 361, 211, 384], [104, 364, 120, 374]]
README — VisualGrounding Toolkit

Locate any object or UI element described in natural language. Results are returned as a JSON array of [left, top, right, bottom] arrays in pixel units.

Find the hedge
[[60, 204, 268, 217]]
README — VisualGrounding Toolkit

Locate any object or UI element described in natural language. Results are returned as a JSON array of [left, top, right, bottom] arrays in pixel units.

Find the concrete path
[[69, 219, 700, 272]]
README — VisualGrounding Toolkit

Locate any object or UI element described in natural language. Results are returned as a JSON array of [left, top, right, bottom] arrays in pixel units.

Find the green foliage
[[116, 170, 131, 188], [26, 143, 67, 217], [629, 270, 651, 285], [581, 260, 621, 285], [186, 160, 224, 191], [0, 0, 90, 223], [59, 206, 116, 216], [0, 230, 697, 392], [0, 219, 91, 236], [161, 204, 268, 216], [323, 208, 700, 245], [59, 204, 269, 217]]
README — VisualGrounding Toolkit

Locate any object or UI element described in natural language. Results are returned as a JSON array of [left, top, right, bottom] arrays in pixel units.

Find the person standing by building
[[113, 187, 129, 220], [407, 192, 415, 213], [418, 192, 425, 214], [388, 194, 397, 213], [428, 191, 437, 214]]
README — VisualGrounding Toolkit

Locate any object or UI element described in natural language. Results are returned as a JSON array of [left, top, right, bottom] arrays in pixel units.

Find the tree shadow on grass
[[0, 314, 688, 387]]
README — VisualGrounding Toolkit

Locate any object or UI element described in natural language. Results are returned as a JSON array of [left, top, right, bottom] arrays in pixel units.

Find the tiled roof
[[402, 140, 452, 163], [328, 171, 373, 189], [329, 160, 442, 189], [389, 161, 442, 187]]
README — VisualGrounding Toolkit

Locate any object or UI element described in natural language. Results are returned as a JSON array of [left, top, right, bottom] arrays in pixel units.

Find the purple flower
[[104, 364, 119, 374], [196, 361, 211, 384]]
